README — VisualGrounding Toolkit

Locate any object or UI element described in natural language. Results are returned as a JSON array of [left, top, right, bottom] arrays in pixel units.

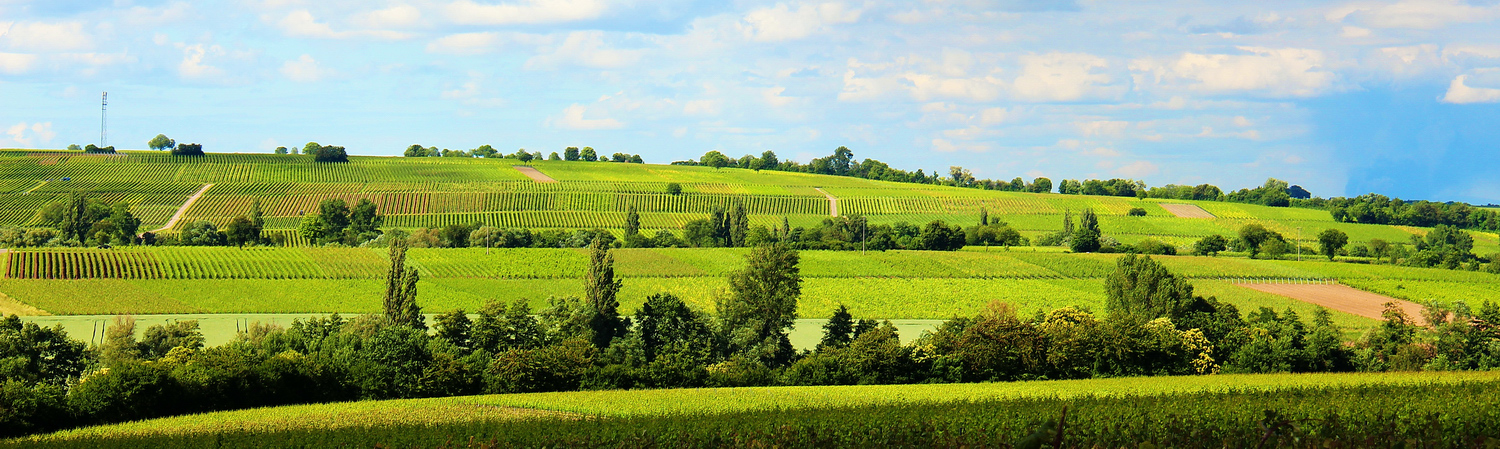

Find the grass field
[[13, 371, 1499, 448]]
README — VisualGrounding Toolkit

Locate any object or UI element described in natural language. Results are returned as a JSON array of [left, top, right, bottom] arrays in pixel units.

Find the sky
[[1, 0, 1498, 203]]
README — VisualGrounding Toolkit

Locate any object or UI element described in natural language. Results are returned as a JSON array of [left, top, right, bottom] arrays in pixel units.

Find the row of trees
[[273, 142, 349, 162], [402, 145, 645, 164], [1310, 194, 1500, 232], [9, 247, 1499, 438]]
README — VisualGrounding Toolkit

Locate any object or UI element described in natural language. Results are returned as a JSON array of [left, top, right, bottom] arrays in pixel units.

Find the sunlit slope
[[0, 150, 1491, 252]]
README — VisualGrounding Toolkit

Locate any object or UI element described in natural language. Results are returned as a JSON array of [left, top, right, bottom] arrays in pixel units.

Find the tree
[[819, 304, 855, 350], [302, 142, 321, 155], [106, 202, 140, 245], [224, 216, 256, 247], [1106, 254, 1195, 321], [634, 293, 713, 363], [1071, 209, 1101, 253], [1193, 234, 1228, 256], [1238, 224, 1280, 258], [700, 151, 730, 169], [403, 145, 428, 157], [433, 310, 472, 348], [384, 240, 423, 329], [585, 237, 627, 349], [719, 243, 801, 367], [761, 150, 779, 168], [275, 146, 288, 155], [666, 183, 682, 195], [247, 200, 265, 244], [564, 147, 580, 161], [548, 152, 561, 161], [67, 144, 82, 151], [979, 208, 989, 226], [625, 206, 641, 236], [1030, 177, 1053, 193], [171, 143, 204, 156], [181, 220, 225, 246], [581, 147, 598, 161], [317, 199, 350, 242], [314, 145, 348, 163], [348, 199, 382, 242], [1317, 228, 1349, 261], [297, 214, 323, 241], [147, 134, 175, 151]]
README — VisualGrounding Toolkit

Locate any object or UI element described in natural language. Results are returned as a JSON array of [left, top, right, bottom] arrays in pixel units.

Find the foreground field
[[14, 371, 1500, 448]]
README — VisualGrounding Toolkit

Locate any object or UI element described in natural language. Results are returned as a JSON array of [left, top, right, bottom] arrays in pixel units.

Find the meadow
[[12, 371, 1500, 448]]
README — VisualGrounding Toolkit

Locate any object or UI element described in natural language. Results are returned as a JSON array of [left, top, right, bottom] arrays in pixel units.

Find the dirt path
[[152, 183, 213, 233], [1238, 283, 1429, 325], [1160, 203, 1215, 218], [815, 188, 838, 217], [514, 166, 557, 183]]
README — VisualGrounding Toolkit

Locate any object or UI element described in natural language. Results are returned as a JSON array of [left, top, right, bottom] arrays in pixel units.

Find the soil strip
[[1159, 203, 1215, 218], [1237, 283, 1428, 325], [514, 166, 557, 183]]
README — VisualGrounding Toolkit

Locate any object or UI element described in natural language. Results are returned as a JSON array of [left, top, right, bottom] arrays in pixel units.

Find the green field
[[14, 371, 1499, 448], [3, 150, 1494, 254]]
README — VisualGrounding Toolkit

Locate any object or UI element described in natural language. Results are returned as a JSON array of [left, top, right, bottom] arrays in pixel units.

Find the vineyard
[[14, 371, 1500, 448]]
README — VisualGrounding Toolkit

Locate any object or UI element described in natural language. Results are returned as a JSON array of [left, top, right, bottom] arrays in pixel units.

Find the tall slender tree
[[248, 200, 265, 244], [719, 243, 802, 366], [625, 205, 641, 236], [585, 237, 627, 348], [384, 240, 423, 329]]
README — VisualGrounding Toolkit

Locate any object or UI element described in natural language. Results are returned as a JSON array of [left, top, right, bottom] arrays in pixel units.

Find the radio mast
[[100, 92, 108, 147]]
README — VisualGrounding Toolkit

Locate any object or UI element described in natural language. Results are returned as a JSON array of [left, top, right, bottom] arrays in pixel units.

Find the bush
[[171, 143, 204, 156], [67, 361, 185, 425], [313, 145, 349, 163], [0, 380, 70, 437], [1127, 207, 1147, 216]]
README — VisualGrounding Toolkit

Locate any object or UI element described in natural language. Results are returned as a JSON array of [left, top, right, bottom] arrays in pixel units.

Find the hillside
[[2, 150, 1495, 252]]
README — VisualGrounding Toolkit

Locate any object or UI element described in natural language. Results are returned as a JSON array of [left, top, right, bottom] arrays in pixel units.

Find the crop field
[[3, 150, 1492, 256], [14, 371, 1500, 448]]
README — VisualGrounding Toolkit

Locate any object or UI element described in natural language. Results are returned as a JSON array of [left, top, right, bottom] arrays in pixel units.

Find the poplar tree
[[384, 240, 424, 329], [625, 206, 641, 236], [585, 237, 627, 348]]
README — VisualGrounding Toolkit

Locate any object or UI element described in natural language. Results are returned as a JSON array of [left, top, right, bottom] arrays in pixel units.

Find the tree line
[[402, 144, 644, 164], [5, 243, 1499, 438]]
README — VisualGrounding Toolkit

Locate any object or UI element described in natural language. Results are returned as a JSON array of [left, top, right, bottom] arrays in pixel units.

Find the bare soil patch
[[815, 187, 838, 217], [1238, 283, 1428, 325], [1159, 203, 1215, 218], [514, 165, 557, 183]]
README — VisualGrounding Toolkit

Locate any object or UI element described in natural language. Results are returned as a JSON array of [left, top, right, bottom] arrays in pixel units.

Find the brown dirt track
[[1159, 203, 1215, 218], [514, 166, 557, 183], [1238, 283, 1429, 325]]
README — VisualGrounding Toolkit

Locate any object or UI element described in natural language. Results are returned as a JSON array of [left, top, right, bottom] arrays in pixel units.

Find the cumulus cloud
[[1, 22, 92, 52], [1441, 74, 1500, 104], [739, 2, 861, 42], [1329, 0, 1500, 29], [1116, 160, 1159, 177], [278, 10, 411, 40], [931, 138, 989, 153], [355, 5, 422, 28], [552, 104, 624, 130], [0, 53, 37, 74], [444, 0, 608, 25], [1131, 47, 1338, 97], [1012, 52, 1120, 102], [176, 43, 224, 79], [4, 122, 55, 146], [280, 54, 334, 82], [525, 31, 642, 69], [427, 32, 503, 55]]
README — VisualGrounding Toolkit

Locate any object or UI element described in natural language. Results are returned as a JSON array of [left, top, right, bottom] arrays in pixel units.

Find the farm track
[[1237, 283, 1429, 325], [152, 183, 213, 233], [514, 166, 557, 183], [1160, 203, 1216, 218], [815, 187, 838, 217]]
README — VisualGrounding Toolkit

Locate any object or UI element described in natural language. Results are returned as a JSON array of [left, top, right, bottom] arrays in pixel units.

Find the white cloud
[[1, 22, 92, 52], [1116, 160, 1159, 177], [356, 5, 422, 28], [280, 54, 334, 82], [763, 87, 799, 107], [525, 31, 642, 69], [441, 73, 506, 107], [1076, 120, 1129, 137], [1441, 74, 1500, 104], [931, 138, 989, 153], [444, 0, 608, 25], [978, 107, 1008, 125], [277, 10, 411, 40], [123, 3, 192, 27], [4, 122, 55, 146], [176, 43, 224, 79], [1340, 26, 1371, 37], [1329, 0, 1500, 29], [739, 2, 861, 42], [1012, 52, 1119, 102], [1131, 47, 1338, 97], [0, 52, 37, 74], [683, 100, 720, 116], [552, 104, 624, 130], [427, 32, 503, 55]]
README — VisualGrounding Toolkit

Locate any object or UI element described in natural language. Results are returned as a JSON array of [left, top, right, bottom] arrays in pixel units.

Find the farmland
[[12, 371, 1500, 448], [3, 150, 1493, 254]]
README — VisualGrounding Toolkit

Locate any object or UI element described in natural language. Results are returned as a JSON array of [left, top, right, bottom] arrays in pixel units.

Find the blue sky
[[2, 0, 1498, 202]]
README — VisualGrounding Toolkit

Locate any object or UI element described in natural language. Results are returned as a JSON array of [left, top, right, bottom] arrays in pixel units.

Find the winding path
[[152, 183, 213, 233], [814, 187, 838, 217]]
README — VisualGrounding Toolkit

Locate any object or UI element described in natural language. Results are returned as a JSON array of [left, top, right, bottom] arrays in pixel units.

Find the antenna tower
[[100, 92, 108, 147]]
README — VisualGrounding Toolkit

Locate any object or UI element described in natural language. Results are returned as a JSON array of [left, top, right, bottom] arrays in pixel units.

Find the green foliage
[[1317, 228, 1349, 260], [383, 241, 423, 330], [584, 238, 627, 349], [147, 135, 175, 151], [1193, 234, 1228, 256], [170, 143, 203, 156], [1105, 254, 1195, 321], [719, 244, 801, 367]]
